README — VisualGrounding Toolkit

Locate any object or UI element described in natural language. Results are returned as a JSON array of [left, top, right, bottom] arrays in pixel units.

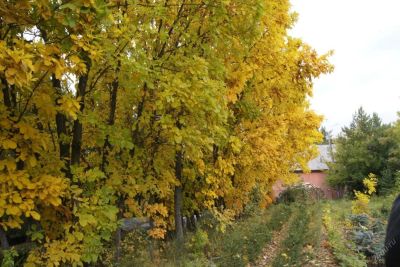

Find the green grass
[[369, 194, 396, 220]]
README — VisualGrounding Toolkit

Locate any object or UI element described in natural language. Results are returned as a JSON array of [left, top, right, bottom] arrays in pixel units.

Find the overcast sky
[[290, 0, 400, 135]]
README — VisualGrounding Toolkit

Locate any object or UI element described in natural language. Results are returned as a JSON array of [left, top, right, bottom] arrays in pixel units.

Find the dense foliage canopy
[[0, 0, 331, 265]]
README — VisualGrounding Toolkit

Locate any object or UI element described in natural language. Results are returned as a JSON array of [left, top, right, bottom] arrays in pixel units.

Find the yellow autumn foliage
[[0, 0, 331, 265], [352, 174, 377, 214]]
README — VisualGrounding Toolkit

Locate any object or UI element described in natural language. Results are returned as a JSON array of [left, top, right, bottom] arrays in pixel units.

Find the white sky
[[290, 0, 400, 135]]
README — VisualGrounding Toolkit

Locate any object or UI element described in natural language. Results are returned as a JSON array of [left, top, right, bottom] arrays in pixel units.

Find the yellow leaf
[[53, 61, 64, 79], [174, 135, 182, 144], [148, 227, 166, 239], [5, 160, 16, 171], [2, 139, 17, 149], [48, 197, 62, 207], [79, 214, 96, 227], [12, 194, 22, 204], [30, 211, 41, 220], [70, 55, 81, 64], [6, 206, 20, 215], [28, 156, 37, 167], [74, 231, 84, 241], [5, 68, 17, 77]]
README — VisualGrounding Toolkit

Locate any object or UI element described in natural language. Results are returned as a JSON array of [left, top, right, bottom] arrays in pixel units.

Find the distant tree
[[319, 126, 332, 145], [328, 107, 400, 194]]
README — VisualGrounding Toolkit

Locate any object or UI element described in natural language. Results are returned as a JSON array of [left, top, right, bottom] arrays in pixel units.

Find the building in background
[[273, 144, 340, 199]]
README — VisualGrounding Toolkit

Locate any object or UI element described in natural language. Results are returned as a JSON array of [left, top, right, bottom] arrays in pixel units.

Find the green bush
[[186, 229, 209, 256], [277, 183, 325, 204]]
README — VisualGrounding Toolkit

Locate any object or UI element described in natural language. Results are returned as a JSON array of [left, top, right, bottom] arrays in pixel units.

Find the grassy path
[[253, 202, 338, 267], [253, 209, 297, 266], [304, 224, 337, 267], [213, 204, 293, 267]]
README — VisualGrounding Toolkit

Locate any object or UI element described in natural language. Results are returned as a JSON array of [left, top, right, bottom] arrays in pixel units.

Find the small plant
[[199, 208, 235, 234], [349, 213, 387, 263], [352, 174, 377, 215], [186, 229, 209, 256], [1, 249, 19, 267]]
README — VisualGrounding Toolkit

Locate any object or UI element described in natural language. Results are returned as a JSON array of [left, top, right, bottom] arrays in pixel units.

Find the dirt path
[[303, 225, 337, 267], [252, 214, 294, 267]]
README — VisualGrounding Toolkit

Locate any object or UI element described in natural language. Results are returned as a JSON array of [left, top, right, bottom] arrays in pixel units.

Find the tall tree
[[328, 107, 400, 193]]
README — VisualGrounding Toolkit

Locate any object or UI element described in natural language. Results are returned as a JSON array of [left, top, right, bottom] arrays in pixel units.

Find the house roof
[[307, 144, 335, 171]]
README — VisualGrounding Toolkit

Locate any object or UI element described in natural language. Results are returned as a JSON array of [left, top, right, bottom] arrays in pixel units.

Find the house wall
[[272, 171, 341, 199], [299, 172, 337, 199]]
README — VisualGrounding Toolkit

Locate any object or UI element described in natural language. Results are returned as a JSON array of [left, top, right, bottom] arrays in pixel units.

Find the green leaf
[[65, 15, 77, 28], [60, 3, 77, 10], [79, 214, 97, 227]]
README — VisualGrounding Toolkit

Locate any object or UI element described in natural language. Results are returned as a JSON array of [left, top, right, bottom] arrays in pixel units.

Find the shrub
[[349, 214, 386, 263], [277, 183, 324, 203], [186, 229, 209, 256], [352, 174, 377, 214]]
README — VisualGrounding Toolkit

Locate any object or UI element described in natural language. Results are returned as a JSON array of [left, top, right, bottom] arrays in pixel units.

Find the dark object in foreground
[[385, 194, 400, 266]]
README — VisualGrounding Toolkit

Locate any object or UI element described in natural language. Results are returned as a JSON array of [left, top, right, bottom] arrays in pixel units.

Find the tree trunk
[[1, 78, 12, 109], [129, 83, 147, 158], [52, 75, 71, 176], [101, 64, 119, 172], [41, 30, 71, 175], [174, 150, 184, 245], [71, 57, 91, 166], [0, 227, 9, 249]]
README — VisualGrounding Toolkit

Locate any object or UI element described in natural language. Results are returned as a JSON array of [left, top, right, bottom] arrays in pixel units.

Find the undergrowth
[[271, 203, 317, 267], [323, 202, 368, 267], [213, 203, 292, 267]]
